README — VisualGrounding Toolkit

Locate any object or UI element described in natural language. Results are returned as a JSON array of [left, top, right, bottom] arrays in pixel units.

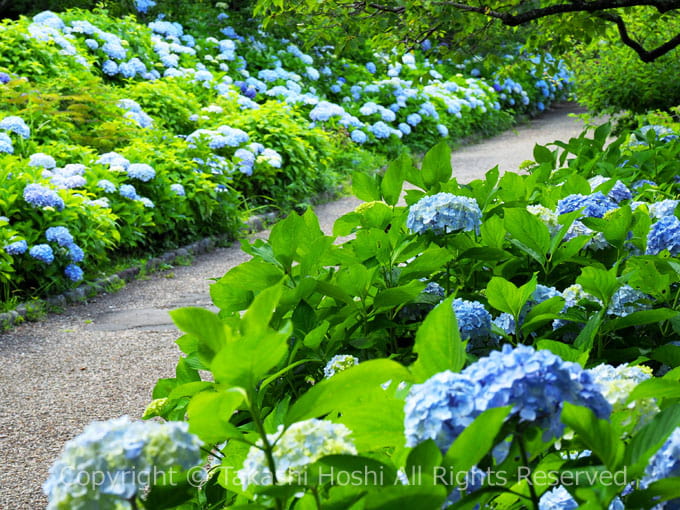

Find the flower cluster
[[557, 192, 617, 218], [647, 215, 680, 255], [238, 419, 356, 489], [588, 363, 658, 433], [323, 354, 359, 378], [641, 427, 680, 508], [23, 183, 65, 210], [407, 193, 482, 235], [404, 345, 610, 451], [539, 486, 624, 510], [44, 416, 203, 508], [452, 298, 493, 345]]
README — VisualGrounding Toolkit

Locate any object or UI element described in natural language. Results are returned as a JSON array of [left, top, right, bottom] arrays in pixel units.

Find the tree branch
[[599, 12, 680, 61], [433, 0, 680, 25]]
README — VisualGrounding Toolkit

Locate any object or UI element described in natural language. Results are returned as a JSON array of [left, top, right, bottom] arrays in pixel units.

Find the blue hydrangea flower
[[0, 72, 10, 84], [134, 0, 156, 13], [406, 113, 422, 126], [369, 121, 392, 139], [608, 180, 632, 203], [138, 197, 154, 208], [45, 226, 74, 247], [29, 244, 54, 264], [365, 62, 376, 74], [23, 184, 64, 210], [437, 124, 449, 137], [649, 199, 679, 219], [29, 153, 57, 169], [84, 38, 98, 50], [102, 60, 118, 76], [404, 370, 482, 450], [407, 193, 482, 235], [539, 486, 579, 510], [44, 416, 202, 508], [647, 216, 680, 255], [452, 298, 492, 342], [64, 264, 84, 282], [127, 163, 155, 182], [493, 312, 516, 336], [5, 240, 28, 255], [68, 244, 85, 263], [350, 130, 368, 144], [170, 183, 185, 196], [0, 115, 30, 139], [0, 133, 13, 154], [463, 345, 610, 441], [608, 285, 650, 317], [641, 427, 680, 508], [557, 192, 617, 218], [97, 179, 116, 193], [398, 123, 412, 135], [119, 184, 138, 200]]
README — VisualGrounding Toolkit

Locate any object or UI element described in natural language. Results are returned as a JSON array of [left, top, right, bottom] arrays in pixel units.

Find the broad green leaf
[[602, 205, 632, 246], [398, 246, 455, 283], [410, 296, 466, 382], [211, 259, 284, 312], [486, 274, 537, 318], [536, 339, 589, 365], [169, 307, 228, 365], [353, 171, 381, 202], [504, 208, 550, 264], [286, 359, 413, 424], [573, 310, 603, 351], [652, 344, 680, 368], [187, 389, 244, 443], [241, 283, 283, 337], [364, 485, 448, 510], [382, 152, 411, 205], [443, 406, 512, 479], [602, 308, 679, 333], [533, 144, 555, 165], [576, 266, 619, 304], [624, 404, 680, 477], [211, 321, 291, 390], [303, 321, 329, 349], [309, 455, 397, 486], [561, 403, 624, 470], [422, 140, 452, 187], [480, 214, 506, 250], [627, 378, 680, 403], [406, 440, 442, 483], [373, 280, 426, 310]]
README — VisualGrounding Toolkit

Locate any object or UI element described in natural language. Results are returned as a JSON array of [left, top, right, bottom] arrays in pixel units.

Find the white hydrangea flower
[[238, 419, 356, 489], [323, 354, 359, 378]]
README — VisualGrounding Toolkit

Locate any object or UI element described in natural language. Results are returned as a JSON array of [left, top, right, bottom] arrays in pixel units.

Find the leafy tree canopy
[[254, 0, 680, 62]]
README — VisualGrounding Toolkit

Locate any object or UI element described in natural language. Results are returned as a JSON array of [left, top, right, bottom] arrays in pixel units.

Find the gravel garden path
[[0, 102, 592, 508]]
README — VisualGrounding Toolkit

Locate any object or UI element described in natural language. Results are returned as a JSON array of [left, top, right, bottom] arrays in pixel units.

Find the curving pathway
[[0, 102, 593, 508]]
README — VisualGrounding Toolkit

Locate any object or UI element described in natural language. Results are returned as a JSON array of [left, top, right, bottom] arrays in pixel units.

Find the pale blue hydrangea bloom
[[134, 0, 156, 13], [127, 163, 155, 182], [398, 123, 412, 135], [29, 244, 54, 264], [309, 101, 346, 122], [46, 226, 74, 247], [84, 38, 98, 50], [452, 298, 492, 342], [539, 486, 579, 510], [97, 152, 129, 169], [493, 312, 515, 336], [406, 113, 422, 126], [64, 264, 84, 282], [33, 11, 65, 30], [608, 285, 650, 317], [407, 193, 482, 235], [557, 192, 617, 218], [323, 355, 359, 378], [365, 62, 376, 74], [647, 216, 680, 255], [97, 180, 116, 193], [119, 184, 138, 200], [138, 197, 154, 208], [350, 130, 368, 144], [5, 240, 28, 255], [43, 416, 202, 508], [369, 121, 392, 139], [102, 60, 118, 76], [641, 427, 680, 508], [23, 184, 65, 210], [0, 115, 31, 139], [649, 199, 679, 219], [608, 180, 632, 203], [260, 148, 282, 168], [170, 183, 185, 196], [238, 419, 356, 489], [28, 153, 56, 169], [588, 363, 658, 433], [437, 124, 449, 137], [0, 133, 13, 153]]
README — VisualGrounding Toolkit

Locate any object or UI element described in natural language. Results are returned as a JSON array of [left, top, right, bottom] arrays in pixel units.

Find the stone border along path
[[0, 102, 593, 508]]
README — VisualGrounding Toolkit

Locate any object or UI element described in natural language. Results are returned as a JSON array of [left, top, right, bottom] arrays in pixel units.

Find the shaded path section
[[0, 103, 589, 508]]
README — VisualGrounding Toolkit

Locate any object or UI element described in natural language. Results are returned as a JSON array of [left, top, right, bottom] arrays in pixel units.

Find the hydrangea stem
[[517, 434, 540, 510]]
